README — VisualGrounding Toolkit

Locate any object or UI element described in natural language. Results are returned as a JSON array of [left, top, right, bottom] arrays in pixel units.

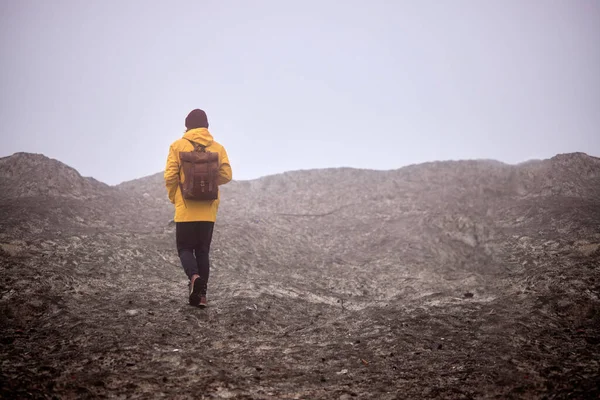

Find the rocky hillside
[[0, 153, 168, 235], [0, 152, 108, 200], [1, 152, 599, 399]]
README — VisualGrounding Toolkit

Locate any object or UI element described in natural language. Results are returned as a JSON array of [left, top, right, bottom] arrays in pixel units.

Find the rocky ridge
[[0, 152, 599, 399]]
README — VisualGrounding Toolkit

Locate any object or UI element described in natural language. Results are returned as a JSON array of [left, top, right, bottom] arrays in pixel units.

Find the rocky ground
[[1, 152, 599, 399]]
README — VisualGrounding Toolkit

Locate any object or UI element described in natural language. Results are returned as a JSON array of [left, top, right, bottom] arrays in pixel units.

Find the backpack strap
[[184, 138, 206, 152], [178, 182, 187, 209]]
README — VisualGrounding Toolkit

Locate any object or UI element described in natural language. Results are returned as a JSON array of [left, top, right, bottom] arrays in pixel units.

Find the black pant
[[176, 222, 214, 295]]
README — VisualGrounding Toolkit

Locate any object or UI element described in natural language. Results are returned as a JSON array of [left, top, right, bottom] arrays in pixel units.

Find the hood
[[183, 128, 214, 147]]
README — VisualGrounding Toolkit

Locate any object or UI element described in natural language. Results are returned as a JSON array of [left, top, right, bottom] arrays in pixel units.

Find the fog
[[1, 0, 598, 185]]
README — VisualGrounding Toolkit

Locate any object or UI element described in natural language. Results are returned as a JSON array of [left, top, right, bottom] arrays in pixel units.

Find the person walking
[[164, 109, 232, 307]]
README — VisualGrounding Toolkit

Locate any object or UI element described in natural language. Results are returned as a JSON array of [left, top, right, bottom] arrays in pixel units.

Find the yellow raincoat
[[164, 128, 232, 222]]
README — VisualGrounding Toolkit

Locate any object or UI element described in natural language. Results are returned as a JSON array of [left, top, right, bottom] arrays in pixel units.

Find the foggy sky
[[1, 0, 599, 185]]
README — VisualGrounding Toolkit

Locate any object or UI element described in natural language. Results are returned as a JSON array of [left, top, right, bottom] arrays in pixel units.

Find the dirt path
[[1, 238, 599, 399]]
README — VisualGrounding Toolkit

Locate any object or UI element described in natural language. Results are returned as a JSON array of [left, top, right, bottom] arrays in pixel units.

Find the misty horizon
[[2, 150, 597, 187], [1, 1, 599, 185]]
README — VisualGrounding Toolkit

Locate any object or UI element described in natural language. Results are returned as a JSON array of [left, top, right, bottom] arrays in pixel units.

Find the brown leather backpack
[[179, 139, 219, 201]]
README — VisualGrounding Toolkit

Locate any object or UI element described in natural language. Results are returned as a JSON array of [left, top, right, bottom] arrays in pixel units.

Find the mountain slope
[[1, 152, 599, 398], [0, 152, 108, 199]]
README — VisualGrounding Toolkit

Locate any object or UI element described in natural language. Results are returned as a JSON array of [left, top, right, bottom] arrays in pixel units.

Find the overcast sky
[[1, 1, 599, 185]]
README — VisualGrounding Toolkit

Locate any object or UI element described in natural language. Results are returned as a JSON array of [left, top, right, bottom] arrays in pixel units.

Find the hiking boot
[[199, 295, 207, 308], [189, 278, 202, 307]]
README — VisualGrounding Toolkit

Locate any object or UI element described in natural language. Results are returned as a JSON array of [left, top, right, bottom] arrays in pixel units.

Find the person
[[164, 109, 232, 307]]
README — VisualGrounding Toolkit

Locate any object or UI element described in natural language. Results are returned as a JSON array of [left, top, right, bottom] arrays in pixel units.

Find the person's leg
[[176, 222, 202, 305], [194, 222, 215, 296], [176, 222, 200, 280]]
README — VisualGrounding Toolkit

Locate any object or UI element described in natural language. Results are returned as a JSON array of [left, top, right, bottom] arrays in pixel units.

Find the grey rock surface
[[1, 152, 599, 399]]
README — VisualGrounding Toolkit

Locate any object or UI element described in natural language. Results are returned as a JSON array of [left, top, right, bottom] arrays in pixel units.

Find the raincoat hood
[[183, 128, 214, 147]]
